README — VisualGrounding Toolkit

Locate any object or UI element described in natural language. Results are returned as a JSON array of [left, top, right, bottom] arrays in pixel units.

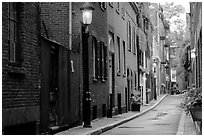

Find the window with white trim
[[92, 36, 97, 80], [127, 21, 131, 51], [123, 41, 126, 76], [8, 2, 21, 64], [116, 2, 120, 13], [117, 36, 121, 74]]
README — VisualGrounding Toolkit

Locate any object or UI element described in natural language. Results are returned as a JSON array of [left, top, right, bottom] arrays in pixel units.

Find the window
[[123, 41, 126, 76], [143, 18, 146, 31], [100, 42, 104, 80], [146, 19, 149, 30], [121, 6, 125, 19], [133, 27, 136, 54], [139, 50, 143, 67], [130, 70, 133, 90], [116, 2, 120, 13], [127, 21, 131, 51], [92, 36, 98, 81], [94, 39, 107, 82], [97, 41, 101, 79], [136, 35, 139, 60], [8, 2, 21, 64], [136, 13, 140, 28], [99, 2, 106, 11], [135, 71, 137, 89], [104, 45, 108, 80], [117, 36, 121, 74]]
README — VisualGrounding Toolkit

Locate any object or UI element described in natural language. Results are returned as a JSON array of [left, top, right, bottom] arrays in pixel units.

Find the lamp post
[[80, 2, 94, 128]]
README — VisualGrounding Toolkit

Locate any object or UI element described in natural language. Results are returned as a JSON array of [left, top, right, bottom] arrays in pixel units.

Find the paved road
[[101, 94, 184, 135]]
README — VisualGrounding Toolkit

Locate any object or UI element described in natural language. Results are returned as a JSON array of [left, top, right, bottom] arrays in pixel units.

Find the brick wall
[[2, 2, 41, 128], [40, 2, 70, 48], [72, 2, 109, 119]]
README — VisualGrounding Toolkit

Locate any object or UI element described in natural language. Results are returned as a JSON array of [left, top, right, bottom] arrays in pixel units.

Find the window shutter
[[104, 45, 108, 80], [92, 36, 96, 79], [101, 42, 104, 80], [127, 21, 129, 50], [97, 41, 101, 79]]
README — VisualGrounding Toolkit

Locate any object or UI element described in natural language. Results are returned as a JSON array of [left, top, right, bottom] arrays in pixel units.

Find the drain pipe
[[69, 2, 72, 50]]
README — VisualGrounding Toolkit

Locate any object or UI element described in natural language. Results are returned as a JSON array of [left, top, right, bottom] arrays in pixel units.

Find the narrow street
[[101, 94, 184, 135]]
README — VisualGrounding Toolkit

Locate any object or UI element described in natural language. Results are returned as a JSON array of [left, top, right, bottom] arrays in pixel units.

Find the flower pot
[[132, 103, 141, 111], [190, 106, 202, 121]]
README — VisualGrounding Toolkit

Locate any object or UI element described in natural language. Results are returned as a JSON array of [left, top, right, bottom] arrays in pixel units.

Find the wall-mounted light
[[191, 48, 196, 59], [80, 2, 95, 25]]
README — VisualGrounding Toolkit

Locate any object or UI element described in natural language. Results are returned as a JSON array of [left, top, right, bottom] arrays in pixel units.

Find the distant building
[[149, 3, 170, 98], [189, 2, 202, 90]]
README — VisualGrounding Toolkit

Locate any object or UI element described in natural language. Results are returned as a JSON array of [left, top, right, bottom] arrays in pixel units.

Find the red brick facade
[[2, 2, 41, 134]]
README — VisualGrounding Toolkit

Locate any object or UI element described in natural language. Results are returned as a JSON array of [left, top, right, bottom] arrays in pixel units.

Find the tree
[[161, 2, 188, 69], [161, 2, 185, 20]]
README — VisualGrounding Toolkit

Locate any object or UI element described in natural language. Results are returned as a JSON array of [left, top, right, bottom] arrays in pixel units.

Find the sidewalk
[[177, 110, 198, 135], [56, 94, 168, 135]]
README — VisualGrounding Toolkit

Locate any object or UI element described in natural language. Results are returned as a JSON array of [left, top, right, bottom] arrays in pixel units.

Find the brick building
[[72, 2, 109, 121], [189, 2, 202, 90], [2, 2, 41, 134], [39, 2, 81, 133], [2, 2, 162, 134], [149, 3, 169, 98]]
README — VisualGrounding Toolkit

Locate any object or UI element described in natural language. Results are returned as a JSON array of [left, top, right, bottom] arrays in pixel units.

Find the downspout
[[69, 2, 72, 50]]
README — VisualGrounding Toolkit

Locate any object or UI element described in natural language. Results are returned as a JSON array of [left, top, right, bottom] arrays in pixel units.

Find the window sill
[[123, 74, 126, 77], [6, 65, 26, 77], [8, 61, 22, 67]]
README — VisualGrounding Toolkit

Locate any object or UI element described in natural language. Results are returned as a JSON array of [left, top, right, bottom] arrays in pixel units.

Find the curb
[[87, 94, 169, 135], [176, 110, 185, 135]]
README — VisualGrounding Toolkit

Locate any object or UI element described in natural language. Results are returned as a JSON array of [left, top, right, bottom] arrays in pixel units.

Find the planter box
[[190, 107, 202, 121], [132, 104, 141, 111]]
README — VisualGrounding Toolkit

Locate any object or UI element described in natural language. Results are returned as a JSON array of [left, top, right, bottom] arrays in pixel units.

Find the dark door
[[49, 45, 59, 127], [40, 38, 50, 132], [127, 69, 131, 111], [40, 38, 75, 133], [117, 93, 122, 114], [40, 38, 59, 132], [125, 87, 128, 113], [108, 52, 115, 117]]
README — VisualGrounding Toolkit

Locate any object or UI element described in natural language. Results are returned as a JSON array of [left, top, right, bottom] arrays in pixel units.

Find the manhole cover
[[119, 126, 144, 128]]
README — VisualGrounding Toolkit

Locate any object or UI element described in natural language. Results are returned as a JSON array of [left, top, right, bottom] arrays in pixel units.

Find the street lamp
[[80, 2, 94, 128]]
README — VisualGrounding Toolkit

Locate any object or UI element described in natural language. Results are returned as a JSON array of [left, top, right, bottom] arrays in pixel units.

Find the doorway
[[108, 52, 115, 117]]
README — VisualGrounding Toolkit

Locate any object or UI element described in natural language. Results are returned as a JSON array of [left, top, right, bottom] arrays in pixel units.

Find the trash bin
[[132, 103, 141, 111]]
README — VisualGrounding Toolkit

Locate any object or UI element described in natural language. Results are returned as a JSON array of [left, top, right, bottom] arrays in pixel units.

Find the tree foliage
[[161, 2, 188, 71], [161, 2, 185, 20]]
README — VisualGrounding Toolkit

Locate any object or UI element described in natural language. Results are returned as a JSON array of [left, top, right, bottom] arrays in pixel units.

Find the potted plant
[[180, 87, 202, 121], [131, 93, 141, 111]]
